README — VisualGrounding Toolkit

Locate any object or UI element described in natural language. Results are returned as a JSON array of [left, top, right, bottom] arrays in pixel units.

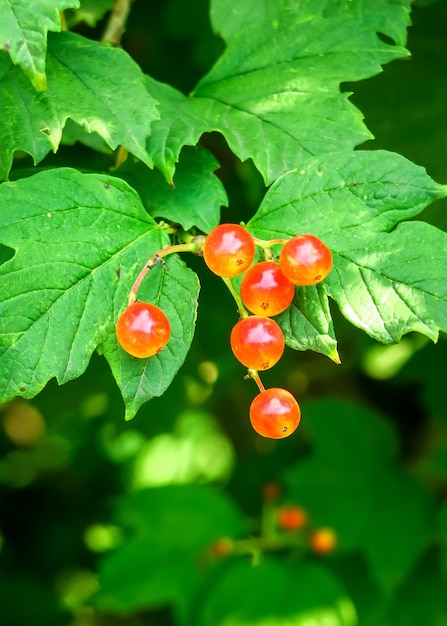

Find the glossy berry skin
[[249, 388, 301, 439], [277, 505, 308, 531], [240, 261, 295, 316], [116, 301, 170, 358], [310, 528, 337, 554], [203, 223, 255, 277], [230, 316, 284, 371], [279, 234, 332, 286]]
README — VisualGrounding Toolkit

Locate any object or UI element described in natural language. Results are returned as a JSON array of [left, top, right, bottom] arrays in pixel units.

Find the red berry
[[279, 234, 332, 286], [277, 505, 308, 530], [240, 261, 295, 316], [203, 223, 255, 277], [210, 537, 234, 557], [310, 528, 337, 554], [230, 316, 284, 371], [262, 481, 280, 502], [116, 301, 170, 358], [249, 388, 300, 439]]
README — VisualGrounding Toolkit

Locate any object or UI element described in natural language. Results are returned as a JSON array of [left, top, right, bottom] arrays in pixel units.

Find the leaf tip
[[33, 72, 48, 92], [329, 349, 341, 365], [124, 410, 136, 422]]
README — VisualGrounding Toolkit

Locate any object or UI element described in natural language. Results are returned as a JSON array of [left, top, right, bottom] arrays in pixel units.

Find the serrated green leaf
[[328, 222, 447, 343], [248, 150, 447, 345], [196, 558, 357, 626], [0, 31, 158, 180], [147, 14, 407, 185], [95, 485, 244, 617], [210, 0, 412, 47], [284, 399, 433, 589], [0, 0, 79, 91], [116, 145, 228, 233], [0, 168, 199, 418], [275, 283, 339, 361], [65, 0, 113, 28]]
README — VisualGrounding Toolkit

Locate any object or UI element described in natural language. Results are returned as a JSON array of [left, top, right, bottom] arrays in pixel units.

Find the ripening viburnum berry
[[230, 316, 284, 371], [240, 260, 295, 316], [116, 301, 170, 358], [277, 505, 308, 530], [249, 388, 301, 438], [310, 527, 337, 554], [203, 223, 255, 277], [279, 234, 332, 286]]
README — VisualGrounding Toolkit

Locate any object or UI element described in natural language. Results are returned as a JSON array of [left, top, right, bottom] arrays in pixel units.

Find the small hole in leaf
[[0, 244, 15, 265]]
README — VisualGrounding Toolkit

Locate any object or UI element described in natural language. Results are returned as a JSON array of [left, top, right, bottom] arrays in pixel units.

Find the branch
[[101, 0, 133, 46]]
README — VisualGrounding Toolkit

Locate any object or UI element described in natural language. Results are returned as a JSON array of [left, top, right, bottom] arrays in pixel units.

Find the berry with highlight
[[240, 260, 295, 316], [249, 388, 301, 439], [279, 234, 332, 286], [116, 301, 170, 358], [203, 223, 255, 277], [230, 316, 284, 371]]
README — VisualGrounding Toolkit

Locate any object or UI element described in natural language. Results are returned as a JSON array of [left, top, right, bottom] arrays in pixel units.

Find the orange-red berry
[[203, 223, 255, 277], [240, 260, 295, 316], [249, 388, 301, 439], [230, 316, 284, 371], [277, 505, 308, 530], [279, 234, 332, 286], [211, 537, 234, 557], [310, 527, 337, 554], [116, 301, 170, 358]]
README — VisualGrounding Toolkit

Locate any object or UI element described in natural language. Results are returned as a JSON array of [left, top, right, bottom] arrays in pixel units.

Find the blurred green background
[[2, 1, 447, 624]]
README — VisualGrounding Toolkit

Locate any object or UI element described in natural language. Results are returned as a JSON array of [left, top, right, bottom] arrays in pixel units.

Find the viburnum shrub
[[1, 0, 447, 440]]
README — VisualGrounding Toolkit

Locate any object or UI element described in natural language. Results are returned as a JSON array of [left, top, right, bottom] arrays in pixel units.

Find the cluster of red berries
[[277, 505, 337, 554], [210, 483, 337, 559], [202, 224, 332, 439], [115, 223, 332, 439]]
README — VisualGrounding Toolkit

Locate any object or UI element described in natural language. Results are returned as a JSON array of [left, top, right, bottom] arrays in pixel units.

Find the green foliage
[[147, 16, 407, 185], [1, 1, 447, 625], [0, 169, 199, 419], [0, 0, 79, 90], [0, 31, 158, 179], [95, 485, 244, 618], [248, 150, 447, 345], [284, 400, 433, 589]]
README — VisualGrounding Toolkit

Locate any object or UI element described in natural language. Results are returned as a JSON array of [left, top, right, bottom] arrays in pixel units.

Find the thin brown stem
[[247, 369, 266, 393], [101, 0, 133, 46], [128, 240, 203, 305], [252, 237, 288, 249]]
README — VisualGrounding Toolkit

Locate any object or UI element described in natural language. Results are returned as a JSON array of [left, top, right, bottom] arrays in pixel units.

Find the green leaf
[[248, 150, 447, 345], [65, 0, 113, 28], [146, 13, 407, 185], [95, 485, 244, 618], [210, 0, 412, 47], [284, 399, 433, 589], [0, 0, 79, 91], [117, 145, 228, 233], [275, 283, 339, 362], [328, 222, 447, 343], [385, 554, 447, 626], [195, 558, 357, 626], [0, 168, 199, 419], [0, 30, 158, 180], [362, 472, 433, 589]]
